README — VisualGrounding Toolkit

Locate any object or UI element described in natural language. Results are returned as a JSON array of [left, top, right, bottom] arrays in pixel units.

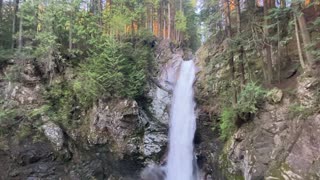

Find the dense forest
[[0, 0, 320, 179]]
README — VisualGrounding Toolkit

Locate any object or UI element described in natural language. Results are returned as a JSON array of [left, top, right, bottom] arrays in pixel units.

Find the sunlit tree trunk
[[297, 9, 314, 65], [168, 1, 171, 40], [159, 4, 162, 38], [294, 16, 306, 69]]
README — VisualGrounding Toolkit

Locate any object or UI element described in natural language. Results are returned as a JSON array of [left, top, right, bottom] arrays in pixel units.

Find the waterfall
[[166, 60, 197, 180]]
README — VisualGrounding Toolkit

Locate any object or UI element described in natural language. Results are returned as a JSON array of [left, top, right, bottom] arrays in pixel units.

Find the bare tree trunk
[[280, 0, 286, 7], [297, 10, 314, 64], [69, 19, 72, 51], [0, 0, 3, 24], [151, 6, 154, 33], [18, 3, 23, 53], [11, 0, 19, 49], [236, 0, 245, 86], [225, 0, 237, 104], [168, 1, 171, 40], [98, 0, 102, 26], [163, 2, 166, 38], [263, 0, 273, 83], [294, 16, 306, 69], [0, 0, 3, 44], [159, 4, 162, 38]]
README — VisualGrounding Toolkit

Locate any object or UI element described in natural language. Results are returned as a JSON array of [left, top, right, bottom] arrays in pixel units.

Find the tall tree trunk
[[11, 0, 19, 49], [294, 16, 306, 69], [163, 2, 166, 38], [69, 17, 73, 51], [263, 0, 273, 83], [159, 4, 162, 38], [0, 0, 3, 44], [98, 0, 102, 26], [151, 6, 154, 33], [297, 10, 314, 65], [225, 0, 237, 104], [280, 0, 286, 7], [168, 1, 171, 40], [0, 0, 3, 24], [18, 2, 23, 53], [90, 0, 95, 14], [236, 0, 245, 86]]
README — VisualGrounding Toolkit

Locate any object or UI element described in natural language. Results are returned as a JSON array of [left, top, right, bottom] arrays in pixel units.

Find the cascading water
[[166, 60, 197, 180]]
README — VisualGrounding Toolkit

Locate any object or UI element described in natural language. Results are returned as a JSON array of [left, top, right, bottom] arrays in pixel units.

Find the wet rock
[[41, 122, 64, 151], [148, 40, 183, 125], [138, 110, 167, 158], [88, 99, 142, 155], [142, 131, 167, 157], [69, 160, 105, 180]]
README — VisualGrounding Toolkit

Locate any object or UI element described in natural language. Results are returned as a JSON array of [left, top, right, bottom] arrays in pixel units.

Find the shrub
[[288, 103, 315, 120], [236, 82, 266, 116], [220, 107, 237, 141], [218, 82, 266, 140]]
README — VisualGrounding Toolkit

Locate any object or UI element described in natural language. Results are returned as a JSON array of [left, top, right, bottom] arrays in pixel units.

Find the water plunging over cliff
[[166, 60, 197, 180]]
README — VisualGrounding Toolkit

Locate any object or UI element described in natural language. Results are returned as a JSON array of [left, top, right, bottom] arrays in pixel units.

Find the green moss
[[220, 107, 236, 141], [219, 140, 245, 180]]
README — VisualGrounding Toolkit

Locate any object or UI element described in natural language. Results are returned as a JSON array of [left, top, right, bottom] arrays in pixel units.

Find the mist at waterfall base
[[141, 60, 197, 180]]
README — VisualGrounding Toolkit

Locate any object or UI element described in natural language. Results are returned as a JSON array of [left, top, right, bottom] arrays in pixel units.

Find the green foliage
[[44, 35, 152, 129], [220, 107, 236, 141], [75, 37, 150, 104], [216, 83, 266, 140], [16, 123, 33, 140], [45, 82, 76, 127], [288, 103, 316, 120], [0, 109, 17, 123], [175, 11, 187, 32], [28, 105, 50, 119], [183, 0, 201, 51], [236, 83, 266, 115]]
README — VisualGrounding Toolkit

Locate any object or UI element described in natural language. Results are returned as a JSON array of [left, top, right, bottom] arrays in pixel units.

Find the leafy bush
[[236, 82, 266, 116], [220, 107, 236, 141], [218, 83, 266, 140]]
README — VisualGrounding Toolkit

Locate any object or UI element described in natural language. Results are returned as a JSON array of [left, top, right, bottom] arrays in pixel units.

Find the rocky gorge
[[0, 37, 320, 180]]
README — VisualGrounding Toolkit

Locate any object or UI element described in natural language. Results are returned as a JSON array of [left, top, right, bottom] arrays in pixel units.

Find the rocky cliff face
[[0, 40, 186, 179], [223, 76, 320, 180], [195, 36, 320, 180]]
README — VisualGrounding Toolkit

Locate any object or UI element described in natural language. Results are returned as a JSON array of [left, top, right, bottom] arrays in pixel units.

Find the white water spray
[[166, 60, 197, 180]]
